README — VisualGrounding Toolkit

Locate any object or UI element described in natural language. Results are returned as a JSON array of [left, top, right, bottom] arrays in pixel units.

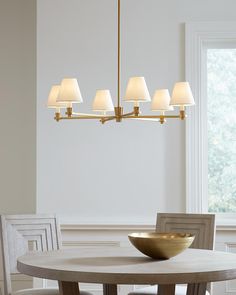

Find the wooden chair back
[[0, 214, 61, 295], [156, 213, 215, 293], [156, 213, 215, 250]]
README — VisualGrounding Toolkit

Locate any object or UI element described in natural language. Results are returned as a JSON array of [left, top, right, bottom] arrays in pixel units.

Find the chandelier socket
[[66, 107, 73, 118], [134, 106, 140, 117], [100, 118, 106, 124], [159, 116, 165, 124], [114, 106, 123, 122], [180, 110, 186, 120], [54, 112, 60, 122]]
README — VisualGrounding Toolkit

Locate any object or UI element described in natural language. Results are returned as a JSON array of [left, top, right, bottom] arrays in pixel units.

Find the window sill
[[216, 216, 236, 230]]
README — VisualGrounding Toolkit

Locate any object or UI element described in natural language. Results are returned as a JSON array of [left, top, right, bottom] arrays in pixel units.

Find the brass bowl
[[128, 232, 195, 259]]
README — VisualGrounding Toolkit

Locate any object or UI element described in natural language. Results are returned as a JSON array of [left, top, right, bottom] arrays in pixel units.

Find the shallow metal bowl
[[128, 232, 195, 259]]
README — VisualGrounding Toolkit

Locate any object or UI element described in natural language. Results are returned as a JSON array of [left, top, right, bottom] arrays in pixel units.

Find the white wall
[[0, 0, 36, 214], [37, 0, 236, 224]]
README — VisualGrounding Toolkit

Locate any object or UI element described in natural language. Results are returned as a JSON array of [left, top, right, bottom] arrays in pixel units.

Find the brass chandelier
[[47, 0, 195, 124]]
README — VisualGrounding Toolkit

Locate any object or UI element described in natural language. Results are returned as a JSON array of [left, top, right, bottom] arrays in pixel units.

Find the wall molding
[[62, 241, 120, 248], [61, 224, 155, 231], [61, 223, 236, 232]]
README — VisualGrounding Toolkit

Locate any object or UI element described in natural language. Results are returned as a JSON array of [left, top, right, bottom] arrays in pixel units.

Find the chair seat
[[13, 288, 92, 295], [128, 285, 210, 295]]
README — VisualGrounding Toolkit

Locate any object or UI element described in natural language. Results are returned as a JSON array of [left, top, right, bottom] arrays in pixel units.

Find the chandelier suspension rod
[[117, 0, 121, 108]]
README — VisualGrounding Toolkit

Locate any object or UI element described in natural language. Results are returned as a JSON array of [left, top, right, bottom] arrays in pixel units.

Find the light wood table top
[[17, 247, 236, 295]]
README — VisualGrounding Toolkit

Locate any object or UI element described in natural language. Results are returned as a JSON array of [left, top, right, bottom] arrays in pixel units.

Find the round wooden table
[[17, 247, 236, 295]]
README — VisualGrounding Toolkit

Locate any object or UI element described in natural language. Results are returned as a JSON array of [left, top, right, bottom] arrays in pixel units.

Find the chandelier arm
[[72, 112, 105, 117], [122, 115, 181, 119], [162, 115, 182, 119], [55, 115, 113, 120], [101, 111, 135, 123], [129, 118, 162, 122], [121, 111, 135, 117], [100, 116, 117, 124]]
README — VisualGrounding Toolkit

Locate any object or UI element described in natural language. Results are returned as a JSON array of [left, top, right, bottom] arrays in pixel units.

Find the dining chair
[[0, 214, 92, 295], [128, 213, 216, 295]]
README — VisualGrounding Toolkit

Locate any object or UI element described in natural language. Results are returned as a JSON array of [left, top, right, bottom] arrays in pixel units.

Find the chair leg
[[58, 281, 80, 295], [158, 284, 175, 295], [187, 283, 207, 295], [103, 284, 118, 295]]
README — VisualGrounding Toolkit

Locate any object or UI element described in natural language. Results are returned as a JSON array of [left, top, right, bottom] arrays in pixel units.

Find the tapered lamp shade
[[47, 85, 66, 108], [170, 82, 195, 106], [57, 78, 83, 103], [124, 77, 151, 102], [92, 90, 114, 112], [151, 89, 174, 111]]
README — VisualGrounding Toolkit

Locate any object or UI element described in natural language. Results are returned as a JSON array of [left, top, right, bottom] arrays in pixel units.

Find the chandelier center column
[[117, 0, 121, 108], [115, 0, 123, 122]]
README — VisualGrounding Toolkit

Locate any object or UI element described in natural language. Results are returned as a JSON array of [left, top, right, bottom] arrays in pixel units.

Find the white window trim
[[185, 22, 236, 215]]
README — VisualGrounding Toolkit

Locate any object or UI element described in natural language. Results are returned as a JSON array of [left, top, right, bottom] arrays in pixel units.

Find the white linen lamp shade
[[92, 90, 114, 112], [47, 85, 66, 109], [151, 89, 174, 111], [170, 82, 195, 106], [124, 77, 151, 102], [57, 78, 83, 104]]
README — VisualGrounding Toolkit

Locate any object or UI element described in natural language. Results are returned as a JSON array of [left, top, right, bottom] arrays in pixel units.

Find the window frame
[[185, 22, 236, 218]]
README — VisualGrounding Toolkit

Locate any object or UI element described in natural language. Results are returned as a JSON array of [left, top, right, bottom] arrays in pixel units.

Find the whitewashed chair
[[0, 214, 92, 295], [128, 213, 216, 295]]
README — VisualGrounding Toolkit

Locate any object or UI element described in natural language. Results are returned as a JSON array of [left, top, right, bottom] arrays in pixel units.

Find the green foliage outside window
[[208, 49, 236, 212]]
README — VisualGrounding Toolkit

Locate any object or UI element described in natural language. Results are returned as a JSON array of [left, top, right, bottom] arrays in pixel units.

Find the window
[[185, 22, 236, 215], [207, 48, 236, 212]]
